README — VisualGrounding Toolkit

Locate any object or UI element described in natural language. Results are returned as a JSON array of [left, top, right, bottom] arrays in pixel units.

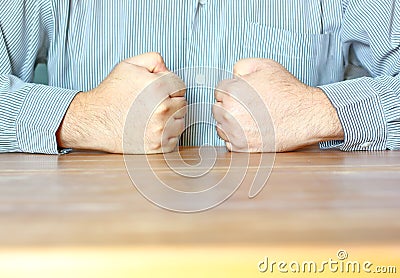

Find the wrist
[[56, 90, 94, 150], [308, 87, 344, 142]]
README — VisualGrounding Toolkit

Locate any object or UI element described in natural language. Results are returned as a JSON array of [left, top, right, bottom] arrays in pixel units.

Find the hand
[[213, 58, 344, 152], [57, 52, 187, 154]]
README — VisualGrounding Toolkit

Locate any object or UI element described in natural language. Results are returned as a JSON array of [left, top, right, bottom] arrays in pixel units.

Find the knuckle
[[212, 103, 218, 116], [145, 136, 162, 152], [216, 127, 225, 139], [212, 104, 225, 121], [175, 98, 187, 110], [147, 120, 164, 137], [230, 136, 247, 150], [216, 79, 233, 91], [180, 98, 188, 107], [222, 110, 233, 122], [161, 145, 174, 154], [175, 107, 187, 119], [155, 101, 170, 115], [152, 142, 162, 151], [149, 51, 163, 61], [179, 121, 185, 133]]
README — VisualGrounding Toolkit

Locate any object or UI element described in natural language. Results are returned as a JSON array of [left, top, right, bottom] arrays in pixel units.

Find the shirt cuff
[[16, 84, 79, 154], [318, 77, 390, 151]]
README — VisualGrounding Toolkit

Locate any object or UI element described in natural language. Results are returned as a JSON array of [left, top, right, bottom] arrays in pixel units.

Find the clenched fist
[[213, 58, 344, 152], [57, 52, 187, 154]]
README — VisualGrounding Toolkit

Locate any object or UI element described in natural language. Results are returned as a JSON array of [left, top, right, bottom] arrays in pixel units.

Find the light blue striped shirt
[[1, 0, 400, 153]]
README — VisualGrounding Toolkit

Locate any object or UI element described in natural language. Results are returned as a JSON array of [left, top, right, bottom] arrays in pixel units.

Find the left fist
[[212, 58, 344, 152]]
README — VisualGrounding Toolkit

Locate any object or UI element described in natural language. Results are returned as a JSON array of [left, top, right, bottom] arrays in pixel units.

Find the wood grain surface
[[0, 146, 399, 277]]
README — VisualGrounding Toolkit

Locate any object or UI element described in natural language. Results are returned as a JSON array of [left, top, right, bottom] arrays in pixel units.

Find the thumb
[[124, 52, 168, 73], [233, 58, 270, 77]]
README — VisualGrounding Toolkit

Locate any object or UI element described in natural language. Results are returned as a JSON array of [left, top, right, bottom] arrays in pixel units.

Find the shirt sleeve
[[318, 0, 400, 151], [0, 0, 79, 154]]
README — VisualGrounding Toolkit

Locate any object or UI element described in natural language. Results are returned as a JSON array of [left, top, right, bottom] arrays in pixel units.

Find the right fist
[[57, 52, 187, 154]]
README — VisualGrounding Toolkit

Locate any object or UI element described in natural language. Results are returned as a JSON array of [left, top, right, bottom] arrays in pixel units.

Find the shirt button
[[360, 142, 372, 148], [196, 74, 206, 85], [199, 0, 207, 5]]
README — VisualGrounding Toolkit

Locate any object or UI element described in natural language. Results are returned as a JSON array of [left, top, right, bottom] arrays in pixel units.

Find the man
[[0, 0, 399, 154]]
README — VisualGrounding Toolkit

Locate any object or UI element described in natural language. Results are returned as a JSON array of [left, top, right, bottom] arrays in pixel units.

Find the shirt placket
[[185, 0, 210, 69], [180, 0, 223, 146]]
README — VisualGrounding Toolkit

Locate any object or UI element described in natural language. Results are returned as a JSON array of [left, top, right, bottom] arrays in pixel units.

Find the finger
[[161, 137, 180, 153], [212, 102, 226, 123], [233, 58, 268, 77], [166, 74, 186, 98], [164, 118, 185, 139], [172, 102, 188, 119], [215, 79, 234, 102], [216, 124, 229, 142], [161, 117, 182, 151], [142, 72, 186, 102], [124, 52, 168, 73], [226, 142, 233, 152], [170, 87, 186, 98], [215, 88, 226, 102], [217, 77, 260, 110], [158, 97, 187, 119], [152, 72, 186, 98], [123, 53, 186, 98], [168, 136, 179, 147]]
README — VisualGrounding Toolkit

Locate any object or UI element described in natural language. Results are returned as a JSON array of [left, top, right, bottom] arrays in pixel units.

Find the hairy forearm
[[271, 86, 345, 152], [56, 91, 100, 151], [308, 87, 344, 143], [56, 92, 86, 149]]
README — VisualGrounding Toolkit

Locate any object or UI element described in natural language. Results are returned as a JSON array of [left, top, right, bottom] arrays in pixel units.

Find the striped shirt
[[0, 0, 399, 153]]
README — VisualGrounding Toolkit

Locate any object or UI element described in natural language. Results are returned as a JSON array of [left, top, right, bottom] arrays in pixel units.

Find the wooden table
[[0, 147, 399, 277]]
